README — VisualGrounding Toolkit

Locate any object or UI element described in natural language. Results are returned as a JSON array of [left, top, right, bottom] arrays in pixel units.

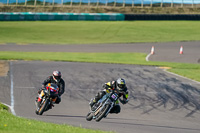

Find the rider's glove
[[102, 84, 109, 89], [42, 84, 45, 89], [38, 85, 45, 94]]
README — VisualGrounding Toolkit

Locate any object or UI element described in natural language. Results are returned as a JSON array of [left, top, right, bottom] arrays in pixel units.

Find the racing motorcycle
[[35, 83, 59, 115], [86, 89, 121, 122]]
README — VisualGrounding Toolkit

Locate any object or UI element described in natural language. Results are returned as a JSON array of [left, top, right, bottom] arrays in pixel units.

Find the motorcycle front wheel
[[86, 112, 93, 121], [38, 99, 50, 115], [95, 104, 111, 122]]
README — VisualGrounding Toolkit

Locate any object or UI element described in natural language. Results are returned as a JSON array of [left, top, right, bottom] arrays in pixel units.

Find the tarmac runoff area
[[0, 41, 200, 133]]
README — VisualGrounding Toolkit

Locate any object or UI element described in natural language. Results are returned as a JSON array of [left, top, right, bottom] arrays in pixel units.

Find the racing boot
[[49, 103, 54, 109], [89, 98, 96, 108]]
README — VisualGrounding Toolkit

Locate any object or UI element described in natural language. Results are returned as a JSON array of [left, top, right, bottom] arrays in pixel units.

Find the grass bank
[[1, 6, 200, 14], [0, 51, 200, 82], [0, 103, 113, 133], [0, 21, 200, 44]]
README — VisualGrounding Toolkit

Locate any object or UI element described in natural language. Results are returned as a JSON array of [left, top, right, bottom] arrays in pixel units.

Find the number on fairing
[[111, 93, 118, 100]]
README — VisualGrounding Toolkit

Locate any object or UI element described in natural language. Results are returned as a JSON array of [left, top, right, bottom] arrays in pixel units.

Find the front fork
[[92, 99, 114, 119], [104, 102, 114, 117]]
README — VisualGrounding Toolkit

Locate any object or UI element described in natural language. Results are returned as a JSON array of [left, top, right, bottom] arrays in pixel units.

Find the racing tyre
[[38, 99, 49, 115], [86, 112, 93, 121], [95, 104, 111, 122]]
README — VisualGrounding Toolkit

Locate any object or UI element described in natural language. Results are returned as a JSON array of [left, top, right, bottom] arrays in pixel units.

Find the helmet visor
[[118, 84, 125, 89], [54, 76, 61, 80]]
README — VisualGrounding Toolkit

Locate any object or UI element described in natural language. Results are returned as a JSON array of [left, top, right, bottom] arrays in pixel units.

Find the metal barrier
[[125, 14, 200, 20], [0, 12, 125, 21], [1, 12, 200, 21]]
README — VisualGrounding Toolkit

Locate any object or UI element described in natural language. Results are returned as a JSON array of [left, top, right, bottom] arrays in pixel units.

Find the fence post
[[132, 0, 134, 7], [70, 0, 73, 6], [96, 0, 99, 7], [150, 0, 152, 7], [171, 0, 173, 8], [43, 0, 46, 6], [79, 0, 82, 6], [25, 0, 27, 6], [16, 0, 18, 5], [123, 0, 125, 7], [161, 0, 163, 7], [34, 0, 37, 6], [114, 0, 116, 7], [192, 0, 193, 7], [181, 0, 183, 7], [141, 0, 143, 8]]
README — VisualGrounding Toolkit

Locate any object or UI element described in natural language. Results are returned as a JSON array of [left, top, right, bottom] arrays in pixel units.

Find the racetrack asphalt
[[0, 42, 200, 133]]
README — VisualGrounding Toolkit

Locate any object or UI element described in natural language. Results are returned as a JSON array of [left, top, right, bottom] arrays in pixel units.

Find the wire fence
[[0, 0, 200, 7]]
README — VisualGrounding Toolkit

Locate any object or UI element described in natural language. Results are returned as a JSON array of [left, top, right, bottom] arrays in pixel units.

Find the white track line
[[161, 68, 200, 85], [1, 103, 11, 109], [146, 53, 151, 61], [146, 52, 200, 85], [10, 62, 16, 115]]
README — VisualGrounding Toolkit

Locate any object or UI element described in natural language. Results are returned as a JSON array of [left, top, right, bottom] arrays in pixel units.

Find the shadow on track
[[128, 77, 200, 117], [45, 114, 85, 118], [51, 63, 200, 118], [103, 120, 200, 132]]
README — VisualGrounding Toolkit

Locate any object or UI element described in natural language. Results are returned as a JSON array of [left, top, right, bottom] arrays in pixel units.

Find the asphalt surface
[[0, 42, 200, 133]]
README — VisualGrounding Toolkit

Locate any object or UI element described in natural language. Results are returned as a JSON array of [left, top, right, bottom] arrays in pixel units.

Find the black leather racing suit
[[42, 76, 65, 103], [93, 80, 129, 114]]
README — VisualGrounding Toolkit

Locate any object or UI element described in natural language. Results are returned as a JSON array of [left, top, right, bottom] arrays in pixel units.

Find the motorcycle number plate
[[111, 93, 118, 101]]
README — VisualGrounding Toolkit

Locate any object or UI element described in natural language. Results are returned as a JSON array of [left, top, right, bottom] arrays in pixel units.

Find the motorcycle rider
[[89, 78, 129, 114], [36, 71, 65, 113]]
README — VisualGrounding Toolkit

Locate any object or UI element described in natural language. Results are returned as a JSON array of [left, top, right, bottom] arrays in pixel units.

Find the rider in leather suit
[[41, 70, 65, 103], [36, 71, 65, 113], [89, 78, 129, 114]]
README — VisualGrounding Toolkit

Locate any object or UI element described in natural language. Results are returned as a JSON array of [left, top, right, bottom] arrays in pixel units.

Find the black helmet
[[116, 78, 126, 92], [53, 71, 61, 82]]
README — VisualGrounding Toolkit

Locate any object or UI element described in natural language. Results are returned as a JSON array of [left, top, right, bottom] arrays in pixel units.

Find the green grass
[[0, 103, 9, 111], [0, 52, 147, 64], [0, 21, 200, 44], [0, 103, 113, 133], [0, 51, 200, 82]]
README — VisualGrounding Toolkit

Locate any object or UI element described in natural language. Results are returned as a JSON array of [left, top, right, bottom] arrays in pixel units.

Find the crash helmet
[[116, 78, 126, 92], [53, 71, 61, 82]]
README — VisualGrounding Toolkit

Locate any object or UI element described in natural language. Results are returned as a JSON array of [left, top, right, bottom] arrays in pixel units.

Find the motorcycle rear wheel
[[38, 99, 49, 115], [95, 104, 111, 122]]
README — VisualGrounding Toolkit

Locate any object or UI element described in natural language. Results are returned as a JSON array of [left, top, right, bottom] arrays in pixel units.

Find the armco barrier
[[1, 13, 200, 21], [0, 12, 125, 21], [125, 14, 200, 20]]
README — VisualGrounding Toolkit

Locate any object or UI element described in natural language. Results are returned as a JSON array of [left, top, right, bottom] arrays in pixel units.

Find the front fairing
[[92, 92, 119, 112], [97, 92, 119, 105], [49, 90, 58, 97], [41, 86, 58, 104], [44, 86, 58, 97]]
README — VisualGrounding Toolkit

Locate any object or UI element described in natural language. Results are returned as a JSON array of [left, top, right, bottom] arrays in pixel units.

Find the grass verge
[[0, 51, 200, 82], [0, 21, 200, 44], [0, 103, 113, 133]]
